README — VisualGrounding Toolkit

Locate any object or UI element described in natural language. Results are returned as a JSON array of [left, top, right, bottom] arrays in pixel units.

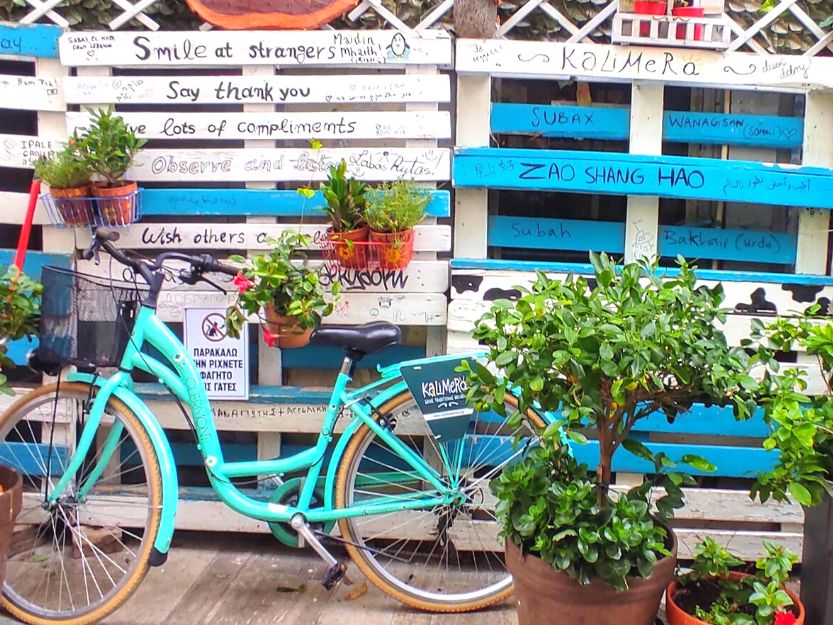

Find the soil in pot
[[633, 0, 668, 36], [91, 181, 138, 226], [666, 572, 804, 625], [327, 225, 369, 270], [672, 6, 704, 40], [506, 532, 677, 625], [50, 185, 94, 226], [0, 466, 23, 585], [264, 306, 314, 349], [369, 229, 415, 270]]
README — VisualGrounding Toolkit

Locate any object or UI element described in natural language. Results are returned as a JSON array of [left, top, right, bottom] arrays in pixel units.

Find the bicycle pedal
[[322, 560, 349, 590]]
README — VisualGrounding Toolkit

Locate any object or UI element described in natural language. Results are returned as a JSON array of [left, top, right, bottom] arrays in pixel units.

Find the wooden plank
[[139, 188, 451, 218], [0, 73, 63, 111], [0, 133, 61, 169], [131, 147, 450, 182], [0, 23, 61, 59], [488, 215, 625, 253], [659, 225, 797, 264], [456, 39, 833, 91], [492, 103, 803, 149], [454, 147, 833, 211], [63, 73, 451, 105], [59, 30, 453, 68], [67, 110, 452, 141], [0, 191, 50, 225]]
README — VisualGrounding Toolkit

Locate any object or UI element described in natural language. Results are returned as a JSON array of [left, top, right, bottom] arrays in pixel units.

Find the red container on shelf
[[672, 6, 705, 40], [633, 0, 667, 36]]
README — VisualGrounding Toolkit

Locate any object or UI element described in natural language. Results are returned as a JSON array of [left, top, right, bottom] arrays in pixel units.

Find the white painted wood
[[63, 73, 451, 105], [727, 0, 798, 52], [0, 74, 64, 111], [567, 0, 619, 43], [0, 192, 50, 225], [59, 30, 453, 68], [19, 0, 68, 27], [455, 39, 833, 91], [129, 147, 450, 182], [0, 133, 62, 169], [108, 0, 161, 31], [612, 13, 732, 49], [797, 91, 833, 274], [67, 111, 452, 141], [155, 291, 448, 325], [625, 82, 663, 263]]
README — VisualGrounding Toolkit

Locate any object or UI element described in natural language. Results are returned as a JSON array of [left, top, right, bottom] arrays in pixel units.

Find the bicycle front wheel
[[335, 390, 546, 612], [0, 382, 162, 625]]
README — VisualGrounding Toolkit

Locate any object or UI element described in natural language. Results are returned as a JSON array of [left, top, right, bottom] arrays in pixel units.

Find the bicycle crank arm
[[290, 515, 353, 589]]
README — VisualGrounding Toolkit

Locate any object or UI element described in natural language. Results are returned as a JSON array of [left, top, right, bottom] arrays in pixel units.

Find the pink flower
[[774, 611, 797, 625], [232, 273, 254, 294], [262, 328, 278, 347]]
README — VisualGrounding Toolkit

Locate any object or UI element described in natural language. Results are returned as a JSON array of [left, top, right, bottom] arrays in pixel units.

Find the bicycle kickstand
[[290, 515, 352, 590]]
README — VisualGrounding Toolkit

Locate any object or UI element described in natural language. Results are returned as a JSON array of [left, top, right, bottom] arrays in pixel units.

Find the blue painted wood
[[489, 104, 803, 149], [490, 104, 629, 141], [0, 23, 61, 58], [140, 188, 451, 219], [136, 383, 334, 405], [454, 147, 833, 210], [488, 215, 625, 252], [633, 405, 771, 438], [450, 258, 833, 286], [0, 442, 67, 476], [281, 344, 425, 370], [659, 225, 797, 265]]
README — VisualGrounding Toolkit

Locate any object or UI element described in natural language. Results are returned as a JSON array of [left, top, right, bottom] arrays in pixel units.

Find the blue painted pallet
[[451, 258, 833, 286], [488, 215, 625, 253], [141, 188, 451, 219], [659, 225, 797, 265], [490, 103, 803, 150], [0, 22, 61, 59], [454, 147, 833, 210], [0, 442, 67, 476], [281, 344, 425, 370]]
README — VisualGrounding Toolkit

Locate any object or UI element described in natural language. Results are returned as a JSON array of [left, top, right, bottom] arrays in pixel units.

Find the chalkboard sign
[[400, 357, 475, 441]]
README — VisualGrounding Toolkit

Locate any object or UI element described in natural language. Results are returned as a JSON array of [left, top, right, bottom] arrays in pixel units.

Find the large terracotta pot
[[91, 181, 138, 226], [50, 185, 94, 226], [327, 225, 369, 269], [505, 531, 677, 625], [263, 305, 313, 349], [666, 572, 805, 625], [369, 228, 415, 270], [0, 466, 23, 585]]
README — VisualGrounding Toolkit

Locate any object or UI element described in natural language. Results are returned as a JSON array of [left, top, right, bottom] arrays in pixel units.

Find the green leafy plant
[[365, 180, 430, 234], [674, 539, 798, 625], [33, 145, 91, 189], [320, 160, 368, 232], [74, 105, 146, 188], [0, 267, 42, 394], [464, 253, 762, 590], [225, 232, 339, 338]]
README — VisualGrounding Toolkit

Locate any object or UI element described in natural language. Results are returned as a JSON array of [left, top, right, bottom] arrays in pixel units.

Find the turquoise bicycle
[[0, 229, 552, 625]]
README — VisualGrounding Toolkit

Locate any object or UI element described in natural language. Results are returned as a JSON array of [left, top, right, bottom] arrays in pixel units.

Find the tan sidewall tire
[[0, 382, 163, 625], [335, 391, 546, 613]]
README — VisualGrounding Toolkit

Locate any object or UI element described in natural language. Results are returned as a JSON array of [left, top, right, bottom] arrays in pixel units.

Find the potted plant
[[365, 180, 429, 270], [672, 0, 704, 40], [225, 231, 339, 349], [321, 160, 369, 269], [666, 538, 804, 625], [75, 105, 146, 225], [632, 0, 668, 35], [34, 145, 94, 226], [463, 253, 762, 625]]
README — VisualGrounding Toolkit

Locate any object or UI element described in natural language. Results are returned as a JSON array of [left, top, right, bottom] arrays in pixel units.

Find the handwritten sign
[[0, 133, 61, 169], [64, 74, 450, 105], [488, 215, 625, 253], [59, 30, 452, 67], [400, 358, 475, 441], [454, 148, 833, 210], [457, 39, 833, 90], [130, 147, 450, 182], [67, 111, 451, 141], [184, 307, 249, 400], [659, 226, 797, 264], [0, 74, 63, 111], [0, 23, 61, 59]]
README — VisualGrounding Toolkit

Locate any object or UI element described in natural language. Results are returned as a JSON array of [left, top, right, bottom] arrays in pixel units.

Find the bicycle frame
[[51, 304, 481, 554]]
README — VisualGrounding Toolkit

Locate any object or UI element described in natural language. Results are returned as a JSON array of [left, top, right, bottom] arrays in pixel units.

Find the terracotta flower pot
[[327, 225, 369, 269], [50, 185, 94, 226], [263, 305, 313, 349], [369, 228, 415, 270], [666, 572, 805, 625], [506, 531, 677, 625], [672, 6, 704, 40], [0, 466, 23, 585], [633, 0, 668, 36], [91, 181, 138, 226]]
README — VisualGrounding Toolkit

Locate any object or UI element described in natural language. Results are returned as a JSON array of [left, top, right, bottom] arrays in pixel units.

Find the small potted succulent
[[225, 232, 339, 349], [34, 145, 94, 226], [673, 0, 704, 40], [666, 538, 804, 625], [365, 180, 429, 270], [321, 160, 369, 268], [464, 253, 763, 625], [74, 105, 146, 225]]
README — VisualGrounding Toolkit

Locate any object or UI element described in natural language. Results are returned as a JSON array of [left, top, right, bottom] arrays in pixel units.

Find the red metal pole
[[13, 179, 41, 271]]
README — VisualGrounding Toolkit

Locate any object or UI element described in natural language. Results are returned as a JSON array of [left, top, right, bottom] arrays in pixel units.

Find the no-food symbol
[[202, 313, 227, 342]]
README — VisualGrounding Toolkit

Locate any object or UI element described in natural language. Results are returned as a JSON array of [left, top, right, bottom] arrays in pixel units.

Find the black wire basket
[[40, 190, 140, 228], [36, 266, 147, 369]]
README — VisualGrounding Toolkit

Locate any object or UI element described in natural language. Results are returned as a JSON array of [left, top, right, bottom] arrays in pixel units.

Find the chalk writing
[[320, 266, 409, 291], [0, 134, 61, 169]]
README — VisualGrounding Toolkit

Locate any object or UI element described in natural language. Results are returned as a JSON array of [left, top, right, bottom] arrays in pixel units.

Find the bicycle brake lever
[[200, 274, 227, 294]]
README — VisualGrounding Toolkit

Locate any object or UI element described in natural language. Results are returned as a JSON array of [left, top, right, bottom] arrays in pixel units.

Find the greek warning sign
[[184, 307, 249, 400]]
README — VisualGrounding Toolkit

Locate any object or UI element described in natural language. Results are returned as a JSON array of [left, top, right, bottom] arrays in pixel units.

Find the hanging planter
[[263, 305, 314, 349], [326, 225, 370, 270], [365, 180, 429, 271], [91, 181, 139, 226], [320, 161, 371, 270], [369, 229, 416, 270], [34, 146, 95, 227]]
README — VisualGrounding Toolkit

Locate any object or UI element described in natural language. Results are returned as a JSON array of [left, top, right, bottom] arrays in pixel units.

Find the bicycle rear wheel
[[335, 391, 546, 612], [0, 382, 162, 625]]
